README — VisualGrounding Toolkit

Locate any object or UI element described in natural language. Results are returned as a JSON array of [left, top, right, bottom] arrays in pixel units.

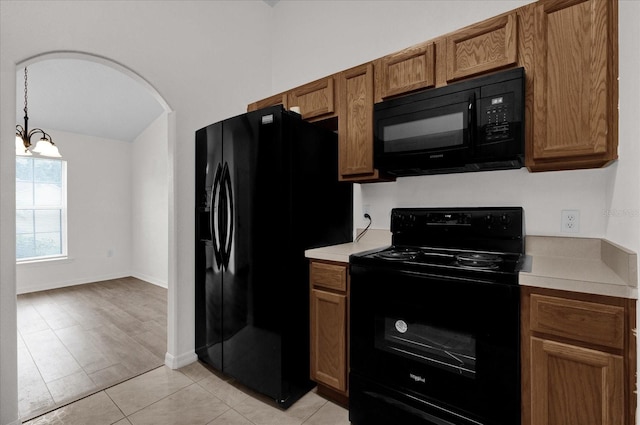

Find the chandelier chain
[[23, 67, 28, 115]]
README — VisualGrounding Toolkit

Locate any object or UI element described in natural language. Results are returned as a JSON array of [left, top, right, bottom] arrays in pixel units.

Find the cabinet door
[[529, 0, 618, 171], [247, 93, 287, 112], [446, 12, 518, 82], [338, 63, 377, 181], [530, 337, 624, 425], [310, 288, 347, 392], [288, 77, 335, 120], [378, 42, 435, 99]]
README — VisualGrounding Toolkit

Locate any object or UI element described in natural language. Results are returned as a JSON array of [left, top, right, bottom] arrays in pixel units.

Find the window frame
[[16, 156, 68, 263]]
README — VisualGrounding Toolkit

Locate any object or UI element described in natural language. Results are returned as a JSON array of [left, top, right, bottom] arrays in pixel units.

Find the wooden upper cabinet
[[246, 0, 619, 177], [377, 42, 435, 100], [288, 76, 336, 121], [528, 0, 618, 171], [446, 12, 518, 82], [247, 92, 287, 112], [338, 63, 379, 181]]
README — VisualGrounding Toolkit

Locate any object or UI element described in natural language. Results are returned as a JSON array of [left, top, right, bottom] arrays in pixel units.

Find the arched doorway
[[12, 51, 177, 421]]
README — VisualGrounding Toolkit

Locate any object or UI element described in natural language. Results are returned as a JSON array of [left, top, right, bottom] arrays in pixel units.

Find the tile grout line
[[22, 365, 168, 423]]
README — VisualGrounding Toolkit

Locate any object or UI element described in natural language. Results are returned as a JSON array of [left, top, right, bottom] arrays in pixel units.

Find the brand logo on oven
[[429, 154, 444, 159], [409, 373, 426, 384]]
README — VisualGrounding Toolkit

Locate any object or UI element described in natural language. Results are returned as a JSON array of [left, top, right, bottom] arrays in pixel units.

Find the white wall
[[0, 1, 274, 423], [16, 130, 132, 294], [16, 114, 170, 292], [131, 113, 169, 287]]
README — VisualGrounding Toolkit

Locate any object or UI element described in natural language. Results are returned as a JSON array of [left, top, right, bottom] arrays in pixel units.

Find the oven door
[[349, 263, 520, 425]]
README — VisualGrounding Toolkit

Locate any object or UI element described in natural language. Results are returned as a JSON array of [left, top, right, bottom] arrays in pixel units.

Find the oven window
[[375, 316, 476, 379], [382, 112, 464, 152]]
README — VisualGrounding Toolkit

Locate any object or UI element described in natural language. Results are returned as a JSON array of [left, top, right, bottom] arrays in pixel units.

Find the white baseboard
[[165, 351, 198, 370], [16, 272, 131, 294], [131, 272, 167, 288]]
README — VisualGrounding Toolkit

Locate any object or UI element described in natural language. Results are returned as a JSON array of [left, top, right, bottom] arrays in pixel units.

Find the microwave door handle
[[467, 92, 478, 154], [467, 95, 476, 151]]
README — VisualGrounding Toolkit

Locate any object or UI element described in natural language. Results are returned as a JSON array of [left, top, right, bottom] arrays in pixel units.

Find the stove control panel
[[390, 207, 524, 240]]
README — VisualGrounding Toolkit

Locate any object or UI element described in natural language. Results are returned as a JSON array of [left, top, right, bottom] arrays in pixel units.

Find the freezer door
[[195, 122, 223, 370]]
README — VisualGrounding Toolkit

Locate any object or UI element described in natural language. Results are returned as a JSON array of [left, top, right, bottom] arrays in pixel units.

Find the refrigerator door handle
[[211, 163, 224, 270], [221, 161, 234, 269]]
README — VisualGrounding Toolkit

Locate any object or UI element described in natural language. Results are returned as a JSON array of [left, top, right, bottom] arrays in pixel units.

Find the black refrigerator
[[195, 105, 353, 408]]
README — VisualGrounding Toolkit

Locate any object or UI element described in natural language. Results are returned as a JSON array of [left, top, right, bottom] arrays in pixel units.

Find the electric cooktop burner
[[376, 248, 420, 260], [455, 253, 503, 269], [364, 245, 522, 283], [375, 247, 512, 270], [350, 207, 525, 284]]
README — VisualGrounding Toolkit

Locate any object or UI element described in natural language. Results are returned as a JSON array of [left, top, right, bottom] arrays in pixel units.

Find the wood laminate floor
[[17, 277, 167, 421]]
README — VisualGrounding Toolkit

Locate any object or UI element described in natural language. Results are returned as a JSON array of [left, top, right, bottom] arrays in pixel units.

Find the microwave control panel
[[480, 92, 515, 142]]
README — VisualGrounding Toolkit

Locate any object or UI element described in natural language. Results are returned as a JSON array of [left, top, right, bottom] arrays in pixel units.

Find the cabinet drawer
[[310, 261, 347, 292], [529, 294, 625, 349]]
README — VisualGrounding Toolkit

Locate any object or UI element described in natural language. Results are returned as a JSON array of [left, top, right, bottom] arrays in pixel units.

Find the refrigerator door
[[195, 122, 224, 370], [220, 108, 284, 400]]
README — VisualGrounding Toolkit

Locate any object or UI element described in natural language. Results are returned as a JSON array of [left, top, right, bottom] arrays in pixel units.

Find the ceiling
[[15, 2, 282, 144], [15, 59, 165, 143]]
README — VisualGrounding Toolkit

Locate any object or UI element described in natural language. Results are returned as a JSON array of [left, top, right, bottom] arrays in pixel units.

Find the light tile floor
[[24, 362, 351, 425]]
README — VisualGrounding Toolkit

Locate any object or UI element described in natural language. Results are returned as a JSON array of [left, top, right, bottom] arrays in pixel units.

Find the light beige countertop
[[520, 236, 638, 299], [304, 229, 391, 263], [306, 231, 638, 300]]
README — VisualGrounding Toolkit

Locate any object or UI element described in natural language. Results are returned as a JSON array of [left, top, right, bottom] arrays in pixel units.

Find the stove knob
[[499, 214, 512, 227], [484, 214, 494, 227]]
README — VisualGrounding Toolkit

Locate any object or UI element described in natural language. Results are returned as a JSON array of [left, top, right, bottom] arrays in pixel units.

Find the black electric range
[[349, 207, 525, 425]]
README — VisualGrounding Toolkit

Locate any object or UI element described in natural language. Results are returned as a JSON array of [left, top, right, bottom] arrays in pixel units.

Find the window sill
[[17, 256, 72, 266]]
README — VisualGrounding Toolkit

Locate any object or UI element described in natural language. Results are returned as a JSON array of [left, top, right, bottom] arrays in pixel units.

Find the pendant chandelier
[[15, 67, 61, 157]]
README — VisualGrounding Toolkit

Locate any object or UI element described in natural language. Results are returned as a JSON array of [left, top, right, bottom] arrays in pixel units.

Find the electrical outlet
[[561, 210, 580, 233], [363, 204, 371, 217]]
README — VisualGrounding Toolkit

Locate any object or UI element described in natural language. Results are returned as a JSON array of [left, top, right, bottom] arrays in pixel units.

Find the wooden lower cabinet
[[530, 337, 624, 425], [309, 259, 349, 405], [522, 286, 636, 425]]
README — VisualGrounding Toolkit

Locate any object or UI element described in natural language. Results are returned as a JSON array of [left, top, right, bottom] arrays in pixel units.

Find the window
[[16, 157, 67, 261]]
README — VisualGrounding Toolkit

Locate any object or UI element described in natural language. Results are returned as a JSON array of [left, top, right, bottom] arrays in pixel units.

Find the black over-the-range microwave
[[374, 67, 525, 176]]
